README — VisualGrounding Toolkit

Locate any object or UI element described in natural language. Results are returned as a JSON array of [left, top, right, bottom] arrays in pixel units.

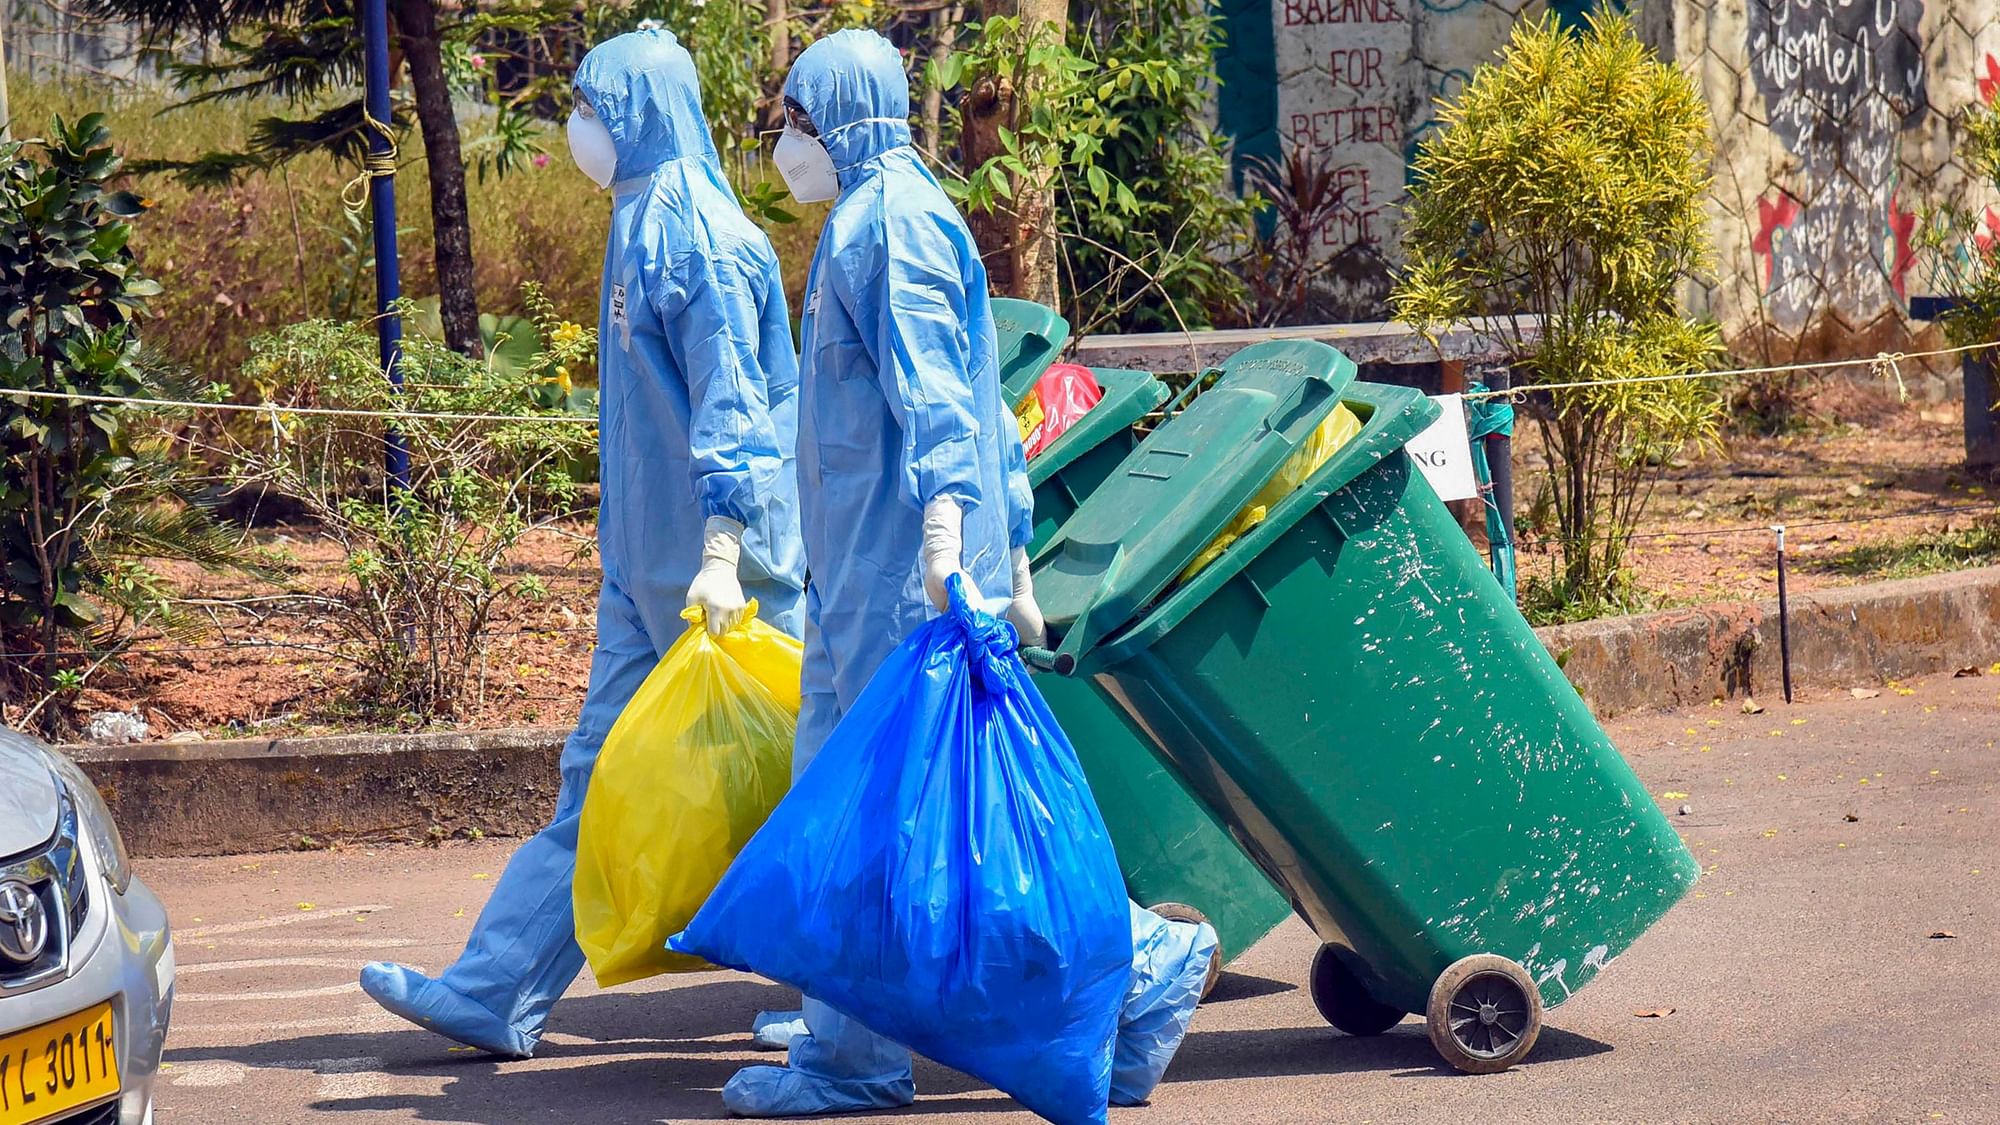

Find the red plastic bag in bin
[[1019, 364, 1104, 459]]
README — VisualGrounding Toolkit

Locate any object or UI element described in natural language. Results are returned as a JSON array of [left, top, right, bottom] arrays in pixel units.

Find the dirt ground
[[56, 380, 2000, 741], [1508, 378, 1997, 605], [70, 524, 607, 739]]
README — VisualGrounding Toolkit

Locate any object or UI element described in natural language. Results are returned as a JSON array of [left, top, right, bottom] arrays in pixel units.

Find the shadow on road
[[1203, 971, 1296, 1003], [1169, 1023, 1613, 1085], [168, 979, 804, 1066], [163, 975, 1614, 1120], [166, 979, 1026, 1121]]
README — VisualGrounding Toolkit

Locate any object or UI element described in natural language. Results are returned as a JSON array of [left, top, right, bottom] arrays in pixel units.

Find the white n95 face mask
[[567, 106, 619, 190], [774, 126, 839, 203]]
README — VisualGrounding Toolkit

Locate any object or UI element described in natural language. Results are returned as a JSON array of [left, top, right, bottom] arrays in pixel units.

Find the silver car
[[0, 729, 172, 1125]]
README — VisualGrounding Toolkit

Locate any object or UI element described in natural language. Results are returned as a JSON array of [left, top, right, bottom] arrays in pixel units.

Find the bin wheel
[[1308, 943, 1404, 1036], [1149, 902, 1223, 1000], [1425, 955, 1543, 1074]]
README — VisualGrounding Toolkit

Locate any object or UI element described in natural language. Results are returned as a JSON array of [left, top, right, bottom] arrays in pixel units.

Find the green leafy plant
[[1394, 14, 1723, 613], [930, 5, 1250, 331], [1058, 0, 1254, 334], [1920, 95, 2000, 350], [220, 292, 595, 721], [1918, 90, 2000, 473], [2, 114, 268, 736], [933, 13, 1123, 301]]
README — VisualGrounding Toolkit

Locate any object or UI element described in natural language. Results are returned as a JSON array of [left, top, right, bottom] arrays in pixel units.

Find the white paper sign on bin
[[1407, 393, 1479, 502]]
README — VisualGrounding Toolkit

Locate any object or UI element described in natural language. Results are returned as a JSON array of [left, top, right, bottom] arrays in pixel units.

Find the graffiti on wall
[[1215, 0, 1990, 344], [1745, 0, 1928, 331], [1266, 0, 1421, 315]]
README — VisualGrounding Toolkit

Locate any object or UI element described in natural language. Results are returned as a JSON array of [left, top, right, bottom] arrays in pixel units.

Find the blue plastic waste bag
[[672, 576, 1130, 1124]]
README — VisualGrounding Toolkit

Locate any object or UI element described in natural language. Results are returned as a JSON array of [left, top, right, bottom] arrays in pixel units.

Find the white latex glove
[[1006, 546, 1046, 648], [686, 516, 748, 636], [921, 496, 977, 611]]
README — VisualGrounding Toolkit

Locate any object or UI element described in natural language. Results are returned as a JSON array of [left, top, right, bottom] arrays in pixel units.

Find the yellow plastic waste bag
[[574, 601, 802, 985], [1179, 403, 1362, 581]]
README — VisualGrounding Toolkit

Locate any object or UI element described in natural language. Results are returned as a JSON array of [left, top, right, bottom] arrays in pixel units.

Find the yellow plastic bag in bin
[[1179, 403, 1362, 581], [574, 601, 802, 985]]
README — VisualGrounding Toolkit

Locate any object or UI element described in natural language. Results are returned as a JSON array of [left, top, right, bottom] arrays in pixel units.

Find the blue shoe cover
[[359, 961, 537, 1058], [1109, 908, 1220, 1106], [750, 1009, 808, 1052], [721, 1064, 915, 1117]]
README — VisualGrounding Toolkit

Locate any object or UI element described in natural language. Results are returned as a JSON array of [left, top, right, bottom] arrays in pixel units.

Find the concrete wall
[[3, 1, 156, 87], [1211, 0, 2000, 359], [1668, 0, 2000, 361]]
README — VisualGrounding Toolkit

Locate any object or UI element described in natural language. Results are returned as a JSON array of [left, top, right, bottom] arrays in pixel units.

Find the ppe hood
[[782, 29, 913, 188], [574, 28, 718, 185]]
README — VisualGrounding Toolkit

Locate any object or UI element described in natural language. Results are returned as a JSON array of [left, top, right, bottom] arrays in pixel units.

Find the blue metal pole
[[361, 0, 409, 490]]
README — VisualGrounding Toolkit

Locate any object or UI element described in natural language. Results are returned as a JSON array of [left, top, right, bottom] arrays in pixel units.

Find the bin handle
[[1263, 373, 1333, 436], [1019, 645, 1071, 674], [1021, 617, 1089, 675], [1160, 367, 1219, 421]]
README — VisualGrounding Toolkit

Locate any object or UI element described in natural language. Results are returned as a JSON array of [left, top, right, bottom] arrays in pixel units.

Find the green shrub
[[1921, 94, 2000, 350], [1, 112, 267, 737], [10, 77, 608, 387], [1394, 14, 1724, 610], [221, 295, 596, 721], [929, 2, 1251, 333], [1060, 0, 1254, 334]]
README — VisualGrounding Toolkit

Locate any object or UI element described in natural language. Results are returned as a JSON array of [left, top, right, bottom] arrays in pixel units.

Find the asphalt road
[[143, 671, 1999, 1124]]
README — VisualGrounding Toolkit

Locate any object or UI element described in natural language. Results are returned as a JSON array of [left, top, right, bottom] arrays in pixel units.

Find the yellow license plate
[[0, 1002, 119, 1125]]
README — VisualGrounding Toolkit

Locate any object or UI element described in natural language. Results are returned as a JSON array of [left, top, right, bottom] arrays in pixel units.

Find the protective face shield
[[567, 102, 619, 189], [774, 126, 839, 203]]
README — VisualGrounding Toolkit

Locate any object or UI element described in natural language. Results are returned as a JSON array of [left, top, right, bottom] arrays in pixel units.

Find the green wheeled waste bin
[[1024, 356, 1296, 979], [990, 297, 1070, 405], [1028, 350, 1700, 1074]]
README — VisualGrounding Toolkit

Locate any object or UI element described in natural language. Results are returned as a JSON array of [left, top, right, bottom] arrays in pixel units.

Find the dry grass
[[10, 78, 608, 384]]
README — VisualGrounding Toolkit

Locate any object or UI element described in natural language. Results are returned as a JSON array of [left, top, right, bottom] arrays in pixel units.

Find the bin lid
[[1033, 339, 1356, 651], [1027, 367, 1167, 487], [991, 297, 1071, 407], [1080, 381, 1441, 671]]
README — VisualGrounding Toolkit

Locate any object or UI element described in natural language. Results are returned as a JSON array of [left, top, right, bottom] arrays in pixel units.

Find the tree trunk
[[1, 5, 12, 143], [918, 3, 963, 155], [960, 0, 1065, 306], [761, 0, 791, 133], [392, 0, 482, 356]]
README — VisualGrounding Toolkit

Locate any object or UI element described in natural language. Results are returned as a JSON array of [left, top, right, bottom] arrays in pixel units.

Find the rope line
[[4, 341, 1992, 426], [3, 502, 1990, 663], [1516, 500, 2000, 549], [339, 108, 401, 215], [0, 385, 598, 426], [0, 623, 599, 663], [1461, 340, 1997, 400]]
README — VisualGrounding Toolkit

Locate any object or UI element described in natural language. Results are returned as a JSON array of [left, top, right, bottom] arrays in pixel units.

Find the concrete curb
[[1539, 566, 2000, 718], [71, 727, 563, 859], [74, 567, 2000, 857]]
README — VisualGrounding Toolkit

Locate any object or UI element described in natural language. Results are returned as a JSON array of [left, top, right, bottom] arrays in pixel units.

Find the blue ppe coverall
[[722, 29, 1214, 1117], [358, 28, 806, 1059]]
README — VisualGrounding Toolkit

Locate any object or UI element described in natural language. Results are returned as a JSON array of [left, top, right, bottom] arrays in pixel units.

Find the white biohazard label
[[806, 284, 822, 318], [610, 283, 630, 346], [1407, 393, 1479, 502]]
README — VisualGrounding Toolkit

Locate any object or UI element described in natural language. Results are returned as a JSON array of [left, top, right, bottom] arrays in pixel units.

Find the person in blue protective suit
[[723, 28, 1217, 1117], [355, 27, 806, 1059]]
